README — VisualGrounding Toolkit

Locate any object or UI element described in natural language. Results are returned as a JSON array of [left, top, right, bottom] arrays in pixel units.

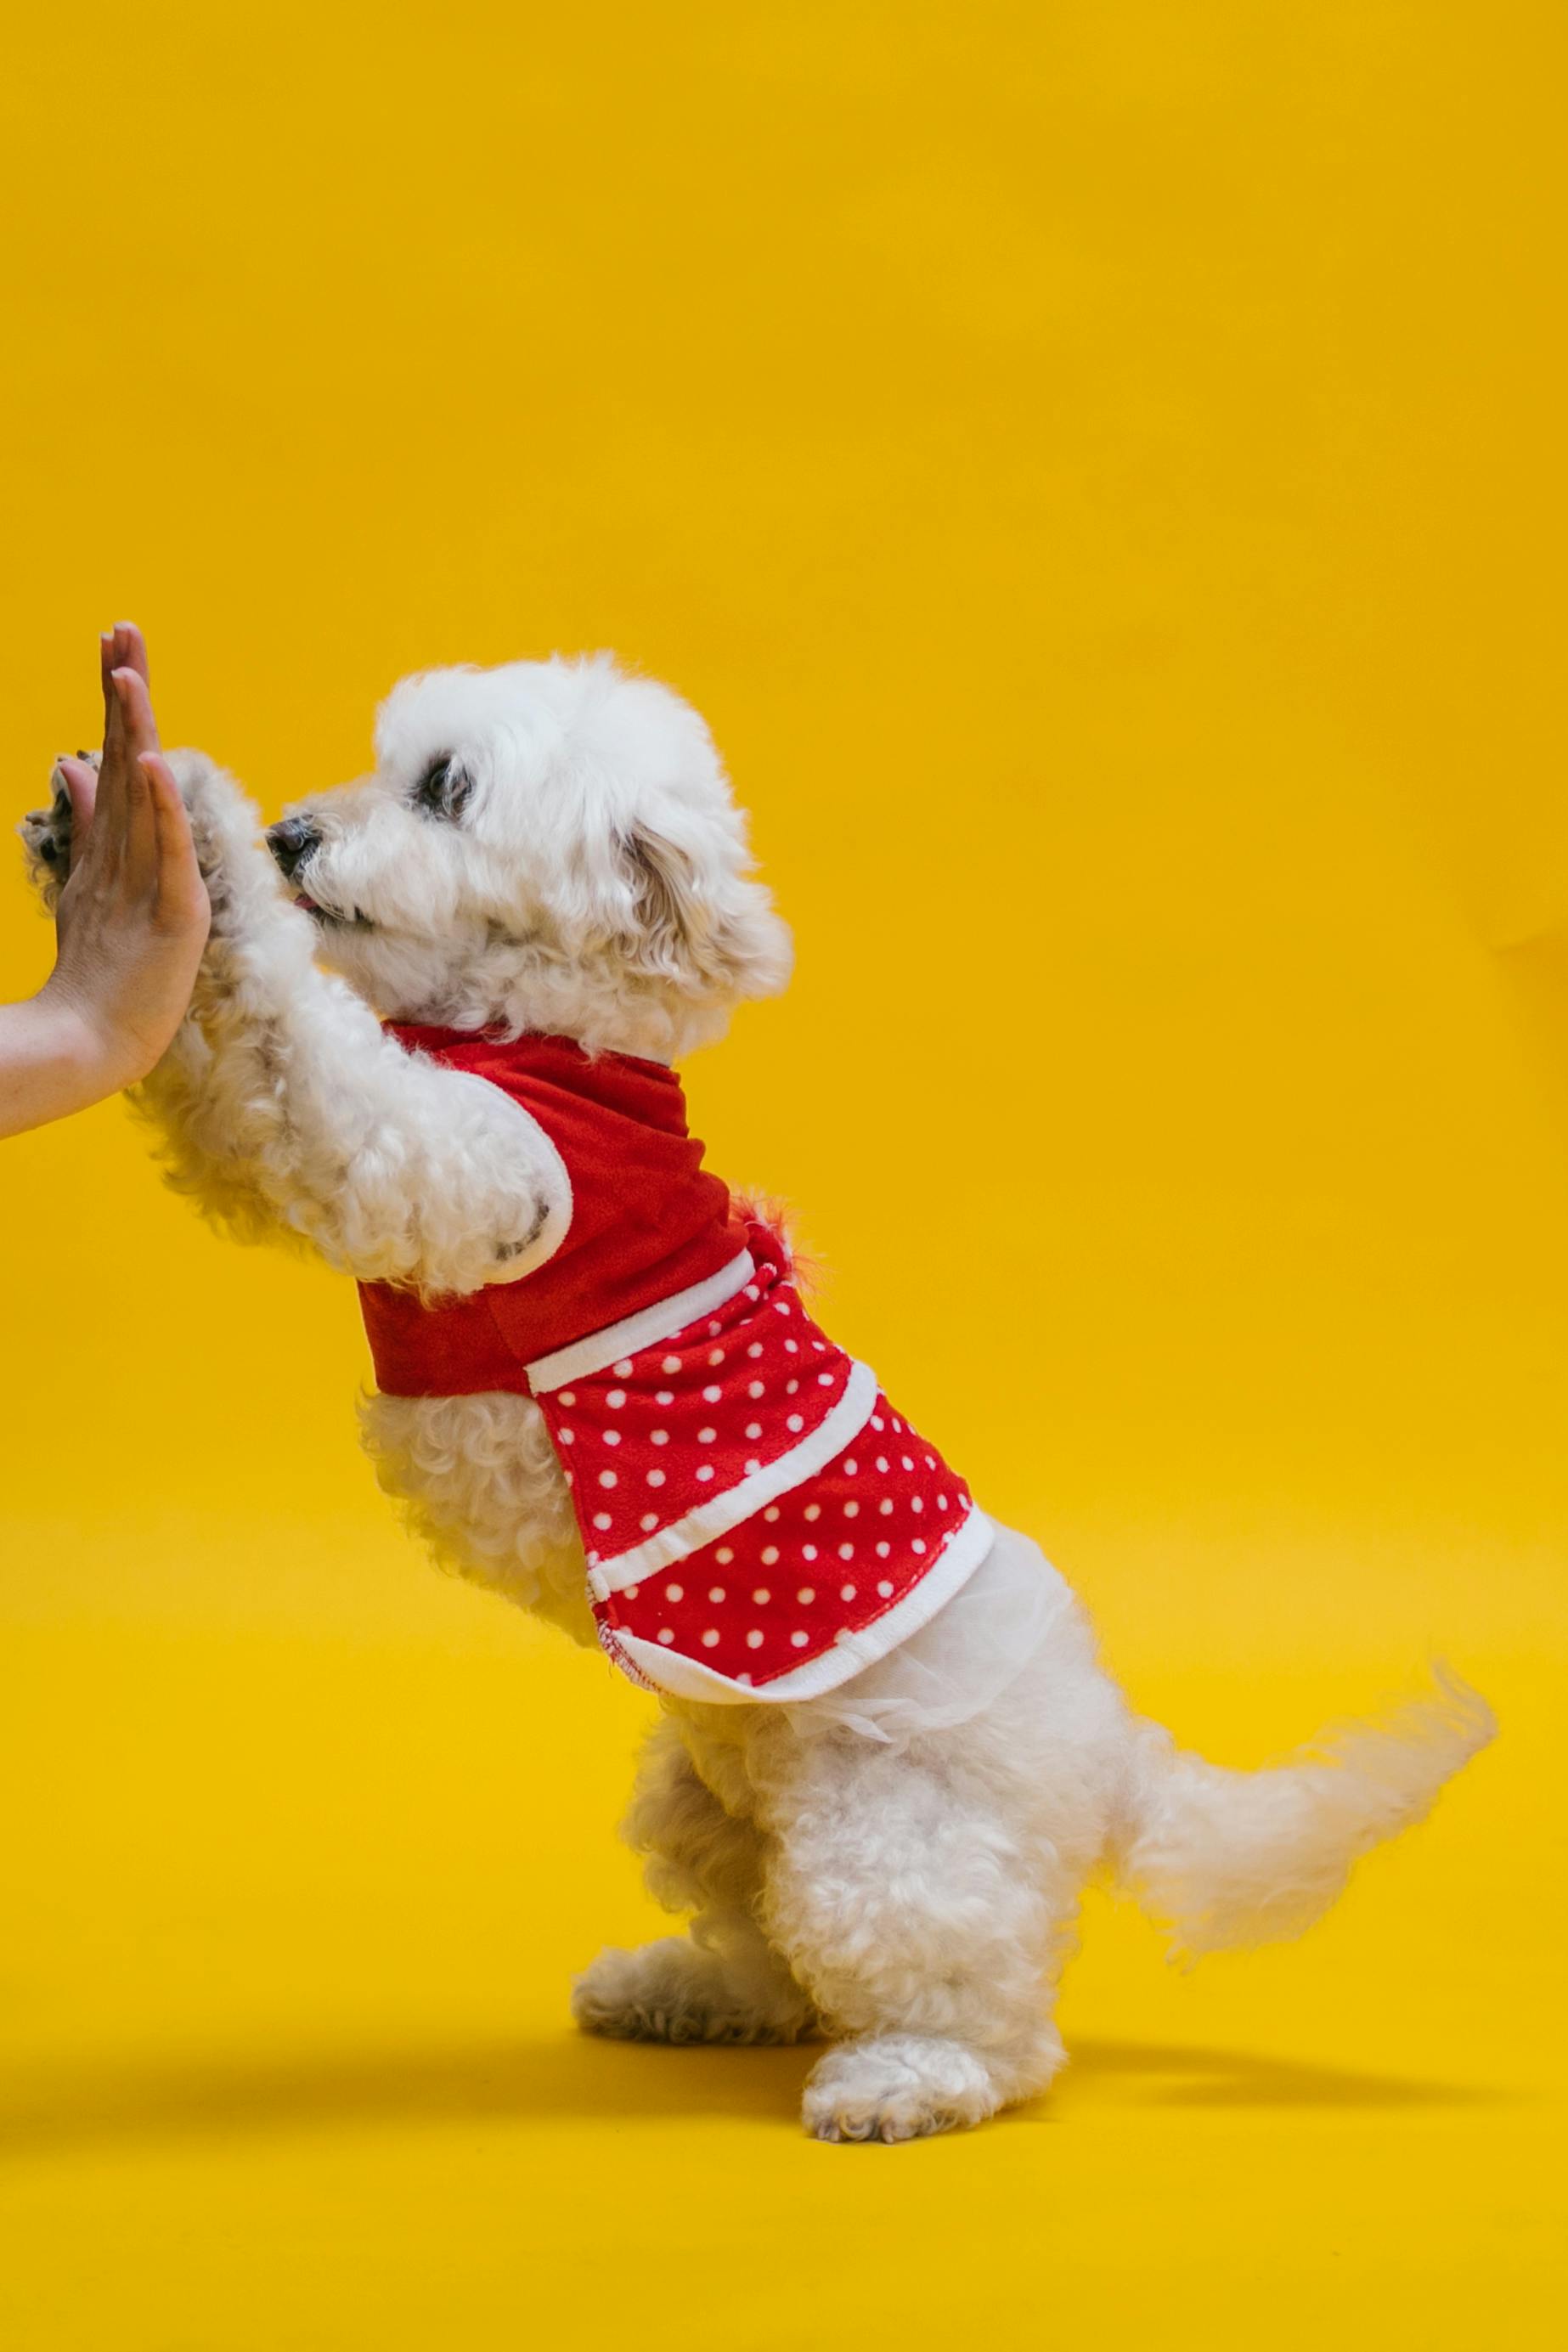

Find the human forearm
[[0, 983, 146, 1138]]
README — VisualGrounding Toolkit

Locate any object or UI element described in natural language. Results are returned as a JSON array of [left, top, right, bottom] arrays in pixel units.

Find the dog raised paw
[[17, 752, 95, 908]]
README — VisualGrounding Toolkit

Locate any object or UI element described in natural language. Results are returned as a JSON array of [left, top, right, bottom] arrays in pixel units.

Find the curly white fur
[[20, 652, 1495, 2141]]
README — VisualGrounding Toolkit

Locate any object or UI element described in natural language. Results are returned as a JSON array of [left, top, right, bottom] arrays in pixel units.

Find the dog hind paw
[[802, 2034, 1004, 2144], [572, 1937, 812, 2047]]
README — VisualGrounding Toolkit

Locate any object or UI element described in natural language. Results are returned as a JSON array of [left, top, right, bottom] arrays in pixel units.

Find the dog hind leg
[[572, 1720, 815, 2046]]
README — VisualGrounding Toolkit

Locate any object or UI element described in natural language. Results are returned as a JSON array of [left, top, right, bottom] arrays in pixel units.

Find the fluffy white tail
[[1117, 1666, 1495, 1962]]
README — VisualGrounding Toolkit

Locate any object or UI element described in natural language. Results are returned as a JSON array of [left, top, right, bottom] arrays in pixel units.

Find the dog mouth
[[293, 890, 374, 930]]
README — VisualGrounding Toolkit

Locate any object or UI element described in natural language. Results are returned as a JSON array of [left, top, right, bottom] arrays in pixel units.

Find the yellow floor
[[0, 1502, 1558, 2349], [4, 2, 1567, 2342]]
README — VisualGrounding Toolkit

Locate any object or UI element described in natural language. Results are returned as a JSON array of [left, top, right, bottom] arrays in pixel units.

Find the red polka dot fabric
[[531, 1228, 985, 1701]]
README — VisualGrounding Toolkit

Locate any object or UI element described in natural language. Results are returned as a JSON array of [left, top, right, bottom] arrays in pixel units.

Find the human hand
[[1, 625, 211, 1138]]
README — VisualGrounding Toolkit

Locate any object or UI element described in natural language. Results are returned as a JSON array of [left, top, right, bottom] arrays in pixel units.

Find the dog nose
[[268, 815, 320, 880]]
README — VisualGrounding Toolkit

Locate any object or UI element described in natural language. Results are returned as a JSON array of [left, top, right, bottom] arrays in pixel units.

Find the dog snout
[[268, 815, 321, 881]]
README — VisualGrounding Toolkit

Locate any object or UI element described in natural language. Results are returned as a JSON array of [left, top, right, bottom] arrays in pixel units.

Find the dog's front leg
[[131, 751, 570, 1294]]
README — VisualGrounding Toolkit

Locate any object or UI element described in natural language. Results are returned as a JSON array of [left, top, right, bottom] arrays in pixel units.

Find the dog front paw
[[163, 751, 293, 936], [17, 753, 95, 909]]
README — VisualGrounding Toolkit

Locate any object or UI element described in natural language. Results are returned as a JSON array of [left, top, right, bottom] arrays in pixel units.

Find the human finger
[[111, 620, 150, 686], [56, 755, 100, 845], [111, 670, 161, 885], [99, 629, 127, 799], [142, 753, 210, 934]]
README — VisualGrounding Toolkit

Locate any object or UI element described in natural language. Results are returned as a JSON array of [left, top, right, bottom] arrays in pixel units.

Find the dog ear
[[612, 820, 792, 1002], [617, 822, 714, 984]]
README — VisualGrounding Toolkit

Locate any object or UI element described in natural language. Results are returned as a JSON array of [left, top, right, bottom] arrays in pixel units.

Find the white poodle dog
[[22, 654, 1493, 2141]]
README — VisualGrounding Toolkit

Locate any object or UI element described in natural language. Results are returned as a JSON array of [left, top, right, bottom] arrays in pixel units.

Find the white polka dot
[[736, 1672, 753, 1685], [790, 1631, 809, 1649], [787, 1413, 804, 1433], [786, 1379, 799, 1396], [708, 1320, 722, 1337], [612, 1361, 633, 1379], [802, 1545, 818, 1563], [661, 1356, 681, 1373], [843, 1500, 859, 1518], [745, 1422, 762, 1440], [879, 1498, 894, 1516], [753, 1588, 771, 1604], [839, 1583, 856, 1601], [656, 1390, 674, 1407], [744, 1457, 762, 1473], [761, 1548, 779, 1569], [716, 1547, 735, 1565], [559, 1390, 577, 1408], [876, 1542, 890, 1559], [785, 1339, 799, 1354], [798, 1587, 815, 1604], [708, 1349, 725, 1368], [598, 1470, 617, 1489], [708, 1586, 726, 1602], [606, 1389, 626, 1410], [812, 1340, 826, 1351], [624, 1584, 640, 1599], [838, 1542, 855, 1560], [665, 1582, 684, 1601], [877, 1579, 894, 1599], [746, 1629, 764, 1649], [804, 1503, 821, 1521], [871, 1416, 884, 1431], [893, 1418, 904, 1433], [640, 1513, 657, 1531], [744, 1285, 760, 1301], [603, 1429, 621, 1447], [937, 1494, 949, 1510], [698, 1427, 716, 1444], [657, 1628, 674, 1644], [593, 1512, 612, 1531], [646, 1469, 666, 1487], [764, 1505, 780, 1522], [817, 1373, 833, 1388], [701, 1629, 719, 1648], [911, 1497, 924, 1513], [844, 1458, 858, 1476], [912, 1538, 927, 1554], [773, 1300, 789, 1315], [696, 1464, 715, 1481], [559, 1428, 575, 1446], [651, 1429, 669, 1446], [585, 1548, 597, 1563], [747, 1342, 764, 1359], [901, 1455, 915, 1472], [748, 1381, 764, 1400], [926, 1454, 936, 1469], [876, 1457, 889, 1474], [702, 1385, 722, 1404]]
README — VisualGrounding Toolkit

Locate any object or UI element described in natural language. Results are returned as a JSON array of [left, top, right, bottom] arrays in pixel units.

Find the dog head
[[268, 656, 792, 1057]]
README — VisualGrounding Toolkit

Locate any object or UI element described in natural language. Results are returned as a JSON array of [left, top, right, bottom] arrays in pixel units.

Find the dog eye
[[413, 755, 472, 821]]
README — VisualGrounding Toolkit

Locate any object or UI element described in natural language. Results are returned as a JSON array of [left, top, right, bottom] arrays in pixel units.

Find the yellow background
[[2, 4, 1564, 2344]]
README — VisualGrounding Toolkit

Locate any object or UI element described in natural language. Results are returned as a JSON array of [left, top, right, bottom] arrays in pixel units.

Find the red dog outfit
[[359, 1028, 993, 1703]]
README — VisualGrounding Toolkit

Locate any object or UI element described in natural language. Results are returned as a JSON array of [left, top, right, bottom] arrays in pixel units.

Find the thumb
[[56, 755, 100, 843]]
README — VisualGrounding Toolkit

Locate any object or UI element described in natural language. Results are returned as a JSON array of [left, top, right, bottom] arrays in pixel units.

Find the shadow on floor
[[0, 2030, 1505, 2160]]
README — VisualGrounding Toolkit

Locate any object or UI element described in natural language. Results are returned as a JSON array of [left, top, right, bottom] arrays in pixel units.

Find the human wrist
[[33, 970, 147, 1095]]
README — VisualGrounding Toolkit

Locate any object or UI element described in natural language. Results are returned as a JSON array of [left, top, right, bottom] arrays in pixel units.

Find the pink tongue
[[296, 893, 320, 913]]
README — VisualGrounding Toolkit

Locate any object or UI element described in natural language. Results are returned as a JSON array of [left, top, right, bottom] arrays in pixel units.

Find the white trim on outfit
[[616, 1505, 996, 1705], [584, 1359, 881, 1599], [524, 1249, 756, 1394]]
